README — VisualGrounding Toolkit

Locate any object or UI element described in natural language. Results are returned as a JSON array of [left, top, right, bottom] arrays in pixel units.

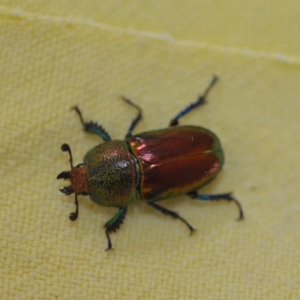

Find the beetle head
[[57, 143, 90, 196]]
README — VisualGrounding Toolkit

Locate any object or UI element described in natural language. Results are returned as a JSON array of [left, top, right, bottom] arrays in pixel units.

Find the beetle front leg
[[188, 191, 244, 220], [103, 207, 127, 251], [72, 106, 111, 141], [148, 202, 195, 235]]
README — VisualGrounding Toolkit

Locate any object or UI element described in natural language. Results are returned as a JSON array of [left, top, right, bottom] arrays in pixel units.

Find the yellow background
[[1, 1, 299, 299]]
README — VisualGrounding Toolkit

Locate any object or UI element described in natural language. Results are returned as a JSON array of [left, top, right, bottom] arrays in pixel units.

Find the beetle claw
[[105, 247, 114, 251]]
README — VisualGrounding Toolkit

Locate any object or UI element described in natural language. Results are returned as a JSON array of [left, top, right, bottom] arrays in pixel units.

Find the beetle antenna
[[69, 193, 79, 221], [61, 143, 74, 169]]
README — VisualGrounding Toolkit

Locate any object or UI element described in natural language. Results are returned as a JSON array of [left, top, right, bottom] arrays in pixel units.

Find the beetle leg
[[121, 96, 143, 138], [72, 106, 111, 141], [169, 75, 218, 126], [148, 202, 195, 235], [188, 191, 244, 221], [103, 207, 127, 251]]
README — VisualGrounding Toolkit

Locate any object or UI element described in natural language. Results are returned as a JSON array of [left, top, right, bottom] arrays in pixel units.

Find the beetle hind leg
[[169, 75, 218, 126], [72, 106, 111, 141], [148, 202, 195, 235], [103, 207, 127, 251], [188, 191, 244, 220]]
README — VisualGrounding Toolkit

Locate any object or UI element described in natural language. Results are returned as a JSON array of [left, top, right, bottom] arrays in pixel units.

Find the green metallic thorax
[[83, 140, 139, 207]]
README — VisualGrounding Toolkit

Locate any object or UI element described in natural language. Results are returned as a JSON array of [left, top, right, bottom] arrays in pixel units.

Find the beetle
[[57, 76, 244, 250]]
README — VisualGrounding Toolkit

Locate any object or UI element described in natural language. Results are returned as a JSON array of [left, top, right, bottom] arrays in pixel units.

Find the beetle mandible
[[57, 76, 244, 250]]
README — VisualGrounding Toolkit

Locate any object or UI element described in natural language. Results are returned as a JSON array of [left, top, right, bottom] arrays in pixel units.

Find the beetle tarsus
[[121, 96, 143, 138], [169, 75, 218, 126], [72, 106, 111, 141], [148, 202, 195, 234], [188, 191, 244, 221], [105, 231, 114, 251], [103, 207, 127, 251]]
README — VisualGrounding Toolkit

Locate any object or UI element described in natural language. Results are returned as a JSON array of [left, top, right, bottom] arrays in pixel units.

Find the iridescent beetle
[[57, 76, 244, 250]]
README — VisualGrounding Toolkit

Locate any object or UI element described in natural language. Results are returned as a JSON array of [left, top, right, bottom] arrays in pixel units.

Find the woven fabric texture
[[1, 1, 299, 299]]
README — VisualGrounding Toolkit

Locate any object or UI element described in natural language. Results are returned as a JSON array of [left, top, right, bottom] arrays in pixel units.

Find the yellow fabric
[[1, 1, 299, 299]]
